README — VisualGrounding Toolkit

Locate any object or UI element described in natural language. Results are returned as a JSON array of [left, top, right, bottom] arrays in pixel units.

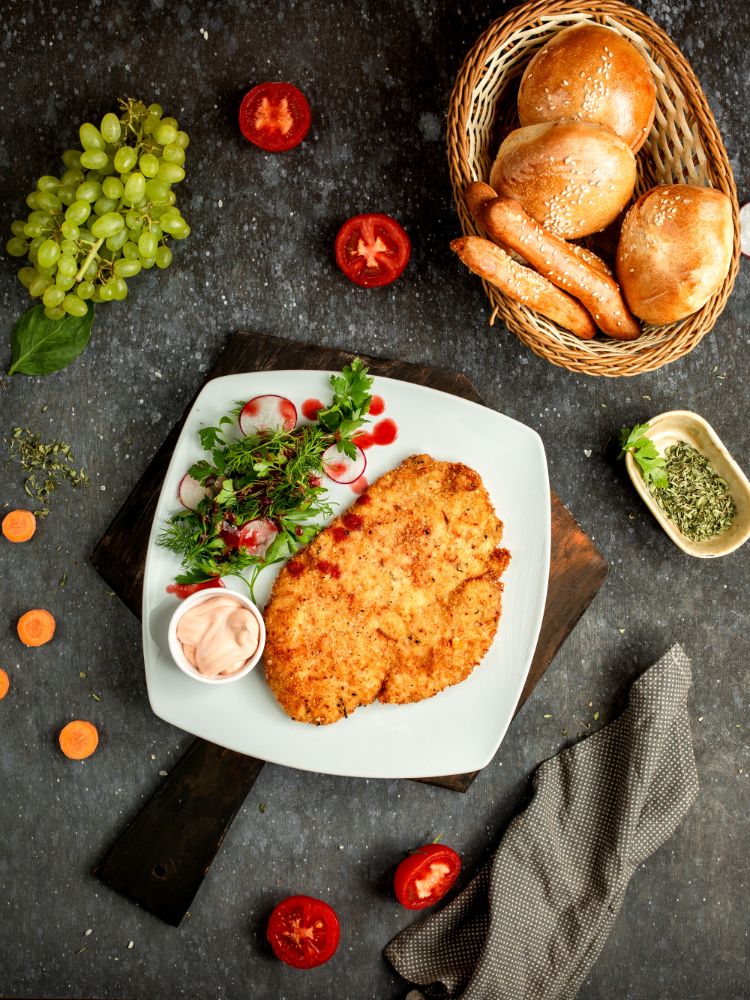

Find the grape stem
[[75, 237, 104, 282]]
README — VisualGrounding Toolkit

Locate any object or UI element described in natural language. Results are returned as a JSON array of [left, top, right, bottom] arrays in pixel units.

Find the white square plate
[[142, 371, 550, 778]]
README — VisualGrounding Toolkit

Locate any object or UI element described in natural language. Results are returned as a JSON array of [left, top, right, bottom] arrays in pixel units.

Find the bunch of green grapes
[[5, 98, 191, 320]]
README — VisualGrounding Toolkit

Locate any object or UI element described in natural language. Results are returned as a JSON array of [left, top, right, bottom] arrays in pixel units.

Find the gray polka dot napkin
[[385, 644, 699, 1000]]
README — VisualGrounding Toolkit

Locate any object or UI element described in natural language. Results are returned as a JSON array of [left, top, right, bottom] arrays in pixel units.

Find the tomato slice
[[393, 843, 461, 910], [335, 213, 411, 288], [166, 578, 225, 600], [267, 895, 340, 969], [239, 83, 311, 152]]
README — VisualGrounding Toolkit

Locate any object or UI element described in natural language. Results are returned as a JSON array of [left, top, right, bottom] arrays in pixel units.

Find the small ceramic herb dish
[[625, 410, 750, 558]]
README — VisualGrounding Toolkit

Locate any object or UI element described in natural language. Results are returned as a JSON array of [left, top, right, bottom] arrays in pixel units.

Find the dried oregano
[[6, 427, 89, 513], [648, 441, 737, 542]]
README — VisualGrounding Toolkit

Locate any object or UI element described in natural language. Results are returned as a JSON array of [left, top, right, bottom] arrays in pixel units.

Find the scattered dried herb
[[543, 714, 552, 718], [91, 694, 100, 702], [59, 573, 67, 587], [594, 711, 599, 721], [7, 427, 89, 510], [648, 441, 736, 541], [259, 803, 266, 814]]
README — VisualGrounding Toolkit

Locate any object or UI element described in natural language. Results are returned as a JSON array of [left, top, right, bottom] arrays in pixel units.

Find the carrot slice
[[59, 720, 99, 759], [17, 609, 56, 646], [0, 669, 9, 700], [2, 509, 36, 542]]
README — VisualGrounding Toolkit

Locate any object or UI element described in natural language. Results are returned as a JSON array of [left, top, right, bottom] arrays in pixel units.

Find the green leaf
[[618, 424, 668, 486], [9, 303, 95, 376]]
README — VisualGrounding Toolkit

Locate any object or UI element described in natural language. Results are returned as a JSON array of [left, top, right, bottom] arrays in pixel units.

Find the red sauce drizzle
[[373, 418, 398, 445], [352, 430, 374, 450], [166, 578, 225, 599], [332, 527, 348, 543], [350, 475, 369, 495], [369, 395, 386, 416], [355, 493, 371, 506], [219, 521, 242, 549], [287, 561, 304, 576], [302, 398, 324, 420], [342, 513, 363, 531], [317, 560, 341, 579]]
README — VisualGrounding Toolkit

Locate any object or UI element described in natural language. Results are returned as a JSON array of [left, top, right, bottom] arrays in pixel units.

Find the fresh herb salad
[[158, 360, 374, 600]]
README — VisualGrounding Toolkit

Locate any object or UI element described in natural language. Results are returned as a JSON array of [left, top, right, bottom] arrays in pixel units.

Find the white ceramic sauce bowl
[[167, 588, 266, 684]]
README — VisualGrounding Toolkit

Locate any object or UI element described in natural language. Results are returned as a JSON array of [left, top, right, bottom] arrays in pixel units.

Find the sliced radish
[[322, 443, 367, 484], [179, 472, 212, 510], [238, 518, 279, 557], [239, 395, 297, 436], [741, 203, 750, 258]]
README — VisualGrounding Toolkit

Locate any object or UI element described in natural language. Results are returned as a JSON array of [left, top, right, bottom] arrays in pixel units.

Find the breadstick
[[481, 195, 641, 340], [451, 236, 597, 340]]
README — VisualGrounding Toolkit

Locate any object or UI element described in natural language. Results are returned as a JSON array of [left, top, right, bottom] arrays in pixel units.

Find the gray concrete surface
[[0, 1, 747, 998]]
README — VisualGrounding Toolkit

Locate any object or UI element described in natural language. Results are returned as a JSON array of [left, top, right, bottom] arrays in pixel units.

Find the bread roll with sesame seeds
[[489, 120, 637, 239], [450, 236, 597, 339], [477, 195, 641, 340], [518, 24, 656, 153], [616, 185, 733, 324]]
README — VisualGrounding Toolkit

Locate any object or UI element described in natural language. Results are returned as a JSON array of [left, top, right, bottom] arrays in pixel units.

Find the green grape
[[123, 172, 146, 204], [57, 254, 78, 277], [57, 186, 77, 207], [26, 191, 41, 210], [174, 131, 190, 150], [61, 221, 79, 240], [23, 222, 46, 238], [94, 195, 119, 216], [138, 231, 158, 257], [80, 149, 109, 171], [61, 168, 85, 187], [160, 215, 188, 238], [29, 273, 53, 297], [102, 176, 124, 199], [155, 245, 172, 269], [91, 211, 125, 239], [154, 122, 178, 146], [173, 224, 190, 240], [127, 224, 143, 240], [148, 223, 163, 239], [161, 205, 181, 217], [139, 153, 160, 178], [91, 288, 105, 303], [145, 178, 169, 203], [27, 210, 50, 223], [83, 260, 98, 280], [99, 155, 116, 177], [114, 145, 138, 173], [55, 273, 76, 291], [85, 169, 103, 184], [114, 258, 141, 278], [142, 117, 159, 137], [162, 144, 185, 166], [37, 190, 63, 212], [98, 245, 117, 262], [139, 254, 156, 269], [36, 262, 58, 276], [112, 277, 129, 300], [80, 123, 105, 151], [60, 240, 78, 257], [18, 267, 38, 288], [125, 209, 144, 228], [65, 201, 92, 225], [77, 280, 95, 299], [100, 112, 122, 143], [122, 241, 140, 259], [147, 103, 163, 119], [37, 239, 61, 268], [98, 284, 115, 301], [37, 175, 61, 193], [157, 163, 184, 185], [11, 220, 27, 238], [7, 237, 28, 257], [106, 228, 129, 251], [160, 117, 179, 130], [76, 180, 102, 203], [44, 305, 66, 320], [43, 285, 66, 308], [167, 190, 177, 206], [62, 293, 89, 317], [27, 236, 45, 258], [62, 149, 84, 170]]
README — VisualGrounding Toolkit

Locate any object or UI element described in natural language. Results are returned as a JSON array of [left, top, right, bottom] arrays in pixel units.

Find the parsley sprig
[[618, 424, 668, 488], [158, 360, 374, 600]]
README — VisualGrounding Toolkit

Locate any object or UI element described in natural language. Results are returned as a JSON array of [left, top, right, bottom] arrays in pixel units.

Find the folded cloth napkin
[[385, 643, 699, 1000]]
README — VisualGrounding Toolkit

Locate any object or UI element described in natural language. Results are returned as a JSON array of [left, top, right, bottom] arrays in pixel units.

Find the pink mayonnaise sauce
[[176, 595, 260, 678]]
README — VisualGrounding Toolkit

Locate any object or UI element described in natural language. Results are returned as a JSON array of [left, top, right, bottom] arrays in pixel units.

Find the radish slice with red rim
[[322, 443, 367, 484], [239, 395, 297, 436], [179, 472, 212, 510], [238, 519, 279, 557], [740, 203, 750, 258]]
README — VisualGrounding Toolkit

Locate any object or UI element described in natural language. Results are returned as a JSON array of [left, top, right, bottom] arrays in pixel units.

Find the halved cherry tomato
[[335, 213, 411, 288], [166, 578, 225, 600], [394, 843, 461, 910], [239, 83, 311, 152], [267, 895, 340, 969]]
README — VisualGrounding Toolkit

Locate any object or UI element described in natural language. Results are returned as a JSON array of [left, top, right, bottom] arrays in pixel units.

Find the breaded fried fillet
[[263, 455, 510, 725]]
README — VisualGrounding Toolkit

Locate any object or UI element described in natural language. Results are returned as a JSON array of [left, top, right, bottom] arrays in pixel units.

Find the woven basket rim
[[447, 0, 740, 377]]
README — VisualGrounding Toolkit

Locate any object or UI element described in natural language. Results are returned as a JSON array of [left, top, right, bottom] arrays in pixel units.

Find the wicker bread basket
[[447, 0, 740, 376]]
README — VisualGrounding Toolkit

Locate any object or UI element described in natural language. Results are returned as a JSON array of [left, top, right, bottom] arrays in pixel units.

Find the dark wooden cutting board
[[90, 331, 608, 925]]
